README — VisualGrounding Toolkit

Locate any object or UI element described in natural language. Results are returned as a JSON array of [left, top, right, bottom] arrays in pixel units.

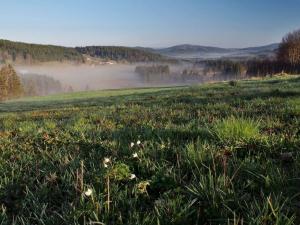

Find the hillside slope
[[0, 76, 299, 224], [0, 39, 84, 64]]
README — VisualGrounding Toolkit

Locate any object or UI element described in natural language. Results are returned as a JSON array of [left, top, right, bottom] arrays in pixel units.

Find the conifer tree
[[0, 64, 23, 101]]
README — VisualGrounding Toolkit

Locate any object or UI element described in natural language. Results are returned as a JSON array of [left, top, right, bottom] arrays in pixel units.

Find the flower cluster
[[130, 140, 142, 148], [103, 157, 111, 168]]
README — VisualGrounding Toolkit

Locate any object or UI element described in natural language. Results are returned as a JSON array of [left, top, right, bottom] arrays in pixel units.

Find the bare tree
[[277, 29, 300, 65]]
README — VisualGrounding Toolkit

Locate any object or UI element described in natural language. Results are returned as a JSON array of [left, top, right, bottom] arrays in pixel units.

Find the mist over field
[[15, 63, 206, 92], [2, 0, 300, 224]]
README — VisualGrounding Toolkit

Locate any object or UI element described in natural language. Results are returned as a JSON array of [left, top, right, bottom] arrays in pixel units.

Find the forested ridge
[[0, 39, 84, 63], [0, 39, 169, 63], [76, 46, 168, 62]]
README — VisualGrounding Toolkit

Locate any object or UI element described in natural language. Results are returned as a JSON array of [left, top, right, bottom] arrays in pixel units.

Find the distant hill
[[75, 46, 170, 63], [0, 39, 279, 64], [158, 44, 231, 55], [0, 39, 171, 64], [142, 43, 279, 60], [0, 39, 84, 64]]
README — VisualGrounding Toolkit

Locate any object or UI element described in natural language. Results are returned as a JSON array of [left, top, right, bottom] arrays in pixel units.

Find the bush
[[229, 80, 237, 86]]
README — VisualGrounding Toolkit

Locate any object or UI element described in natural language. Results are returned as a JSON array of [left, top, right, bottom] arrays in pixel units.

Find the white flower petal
[[103, 157, 110, 163], [84, 188, 93, 197], [130, 174, 137, 180]]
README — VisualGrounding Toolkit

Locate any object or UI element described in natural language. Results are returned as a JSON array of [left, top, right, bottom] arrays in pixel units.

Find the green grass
[[213, 116, 260, 144], [0, 76, 300, 224]]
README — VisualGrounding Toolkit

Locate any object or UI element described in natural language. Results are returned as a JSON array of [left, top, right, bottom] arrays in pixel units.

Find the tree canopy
[[76, 46, 168, 63]]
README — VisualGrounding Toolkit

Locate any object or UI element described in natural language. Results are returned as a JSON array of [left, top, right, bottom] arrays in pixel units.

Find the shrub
[[108, 163, 131, 181], [229, 80, 237, 86]]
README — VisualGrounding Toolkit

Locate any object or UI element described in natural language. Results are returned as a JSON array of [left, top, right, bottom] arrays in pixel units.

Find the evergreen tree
[[0, 64, 23, 101]]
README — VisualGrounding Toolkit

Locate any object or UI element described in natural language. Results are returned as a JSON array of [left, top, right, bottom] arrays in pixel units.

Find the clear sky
[[1, 0, 300, 48]]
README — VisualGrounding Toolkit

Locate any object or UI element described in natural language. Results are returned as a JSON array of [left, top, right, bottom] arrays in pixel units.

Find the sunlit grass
[[214, 116, 260, 144], [0, 75, 299, 224]]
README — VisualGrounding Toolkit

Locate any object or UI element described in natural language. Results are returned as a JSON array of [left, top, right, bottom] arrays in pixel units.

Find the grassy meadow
[[0, 76, 300, 224]]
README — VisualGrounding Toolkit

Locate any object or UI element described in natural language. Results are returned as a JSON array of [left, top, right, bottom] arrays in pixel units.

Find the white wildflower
[[136, 140, 141, 145], [130, 174, 137, 180], [84, 188, 93, 197], [132, 153, 138, 158], [130, 142, 135, 148], [103, 163, 108, 168], [38, 128, 43, 134], [103, 157, 110, 163]]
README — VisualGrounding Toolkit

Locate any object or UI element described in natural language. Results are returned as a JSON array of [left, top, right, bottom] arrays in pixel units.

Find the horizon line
[[0, 37, 280, 50]]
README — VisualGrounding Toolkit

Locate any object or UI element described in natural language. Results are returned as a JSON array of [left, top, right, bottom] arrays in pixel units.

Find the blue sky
[[1, 0, 300, 48]]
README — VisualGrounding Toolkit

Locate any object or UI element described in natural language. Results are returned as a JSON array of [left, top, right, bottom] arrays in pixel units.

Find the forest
[[201, 59, 300, 79], [0, 39, 173, 63], [135, 65, 170, 75], [76, 46, 167, 62], [0, 40, 84, 63]]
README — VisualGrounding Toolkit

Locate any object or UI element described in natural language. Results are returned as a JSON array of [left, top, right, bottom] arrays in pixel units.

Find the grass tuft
[[214, 116, 260, 144]]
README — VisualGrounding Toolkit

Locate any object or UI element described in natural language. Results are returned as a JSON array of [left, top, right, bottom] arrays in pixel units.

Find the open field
[[0, 76, 300, 224]]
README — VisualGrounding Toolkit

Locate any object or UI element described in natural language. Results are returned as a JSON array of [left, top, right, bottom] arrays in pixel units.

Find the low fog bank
[[16, 64, 140, 92], [15, 62, 229, 95]]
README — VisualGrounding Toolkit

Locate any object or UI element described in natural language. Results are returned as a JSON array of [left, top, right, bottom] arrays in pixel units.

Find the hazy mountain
[[140, 43, 279, 60]]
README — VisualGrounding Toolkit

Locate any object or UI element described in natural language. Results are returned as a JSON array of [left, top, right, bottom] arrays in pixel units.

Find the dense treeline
[[76, 46, 167, 62], [135, 65, 170, 75], [201, 29, 300, 78], [202, 59, 300, 78], [20, 74, 64, 96], [246, 60, 300, 76], [203, 60, 247, 77], [0, 40, 84, 63], [0, 65, 23, 101]]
